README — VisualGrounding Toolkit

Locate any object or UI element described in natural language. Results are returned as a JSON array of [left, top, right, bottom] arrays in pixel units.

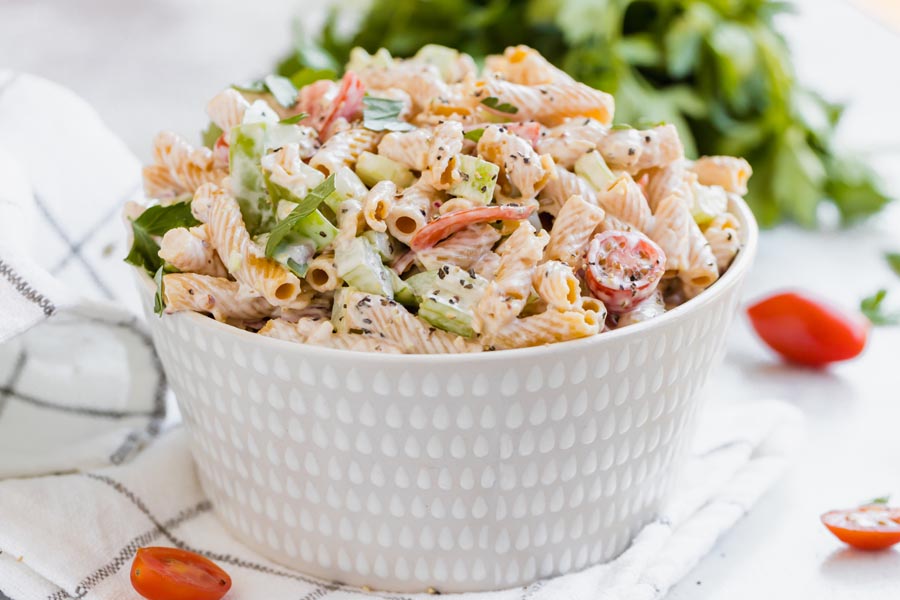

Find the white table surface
[[2, 0, 899, 597]]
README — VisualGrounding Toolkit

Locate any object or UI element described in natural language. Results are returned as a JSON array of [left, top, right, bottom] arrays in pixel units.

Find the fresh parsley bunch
[[276, 0, 892, 227]]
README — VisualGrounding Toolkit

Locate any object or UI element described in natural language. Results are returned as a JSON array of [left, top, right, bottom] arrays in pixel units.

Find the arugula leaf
[[287, 258, 309, 278], [861, 289, 900, 326], [201, 122, 223, 149], [153, 266, 166, 316], [887, 253, 900, 278], [464, 128, 485, 143], [362, 96, 415, 132], [481, 96, 518, 114], [124, 202, 200, 274], [265, 174, 336, 257], [233, 75, 299, 109], [279, 112, 309, 125]]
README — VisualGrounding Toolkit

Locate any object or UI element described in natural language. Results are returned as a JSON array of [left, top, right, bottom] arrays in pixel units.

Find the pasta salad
[[125, 45, 752, 354]]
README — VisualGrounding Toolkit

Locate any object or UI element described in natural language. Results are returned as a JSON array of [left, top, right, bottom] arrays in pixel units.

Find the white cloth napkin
[[0, 72, 801, 600]]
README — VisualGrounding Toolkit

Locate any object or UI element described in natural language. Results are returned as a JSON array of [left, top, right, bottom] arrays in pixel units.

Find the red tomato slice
[[505, 121, 542, 146], [131, 547, 232, 600], [318, 71, 366, 138], [410, 204, 536, 251], [213, 133, 229, 169], [584, 230, 666, 313], [746, 292, 869, 367], [822, 505, 900, 550]]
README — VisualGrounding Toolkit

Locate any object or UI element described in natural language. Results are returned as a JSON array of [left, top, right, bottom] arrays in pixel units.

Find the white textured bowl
[[137, 197, 757, 593]]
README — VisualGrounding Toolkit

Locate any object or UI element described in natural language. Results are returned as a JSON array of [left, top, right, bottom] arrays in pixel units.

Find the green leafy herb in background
[[887, 252, 900, 278], [234, 74, 299, 108], [861, 289, 900, 326], [276, 0, 893, 227]]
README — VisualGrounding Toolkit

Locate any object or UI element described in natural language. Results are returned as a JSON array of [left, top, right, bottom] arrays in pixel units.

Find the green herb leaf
[[866, 495, 891, 506], [464, 128, 485, 142], [289, 68, 337, 89], [201, 122, 223, 149], [124, 202, 200, 274], [279, 112, 309, 125], [861, 289, 900, 326], [481, 96, 518, 114], [263, 74, 299, 108], [265, 174, 336, 257], [153, 266, 166, 316], [887, 253, 900, 278], [362, 96, 415, 132], [233, 75, 299, 109]]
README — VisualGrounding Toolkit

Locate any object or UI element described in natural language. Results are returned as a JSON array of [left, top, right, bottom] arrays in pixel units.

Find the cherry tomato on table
[[821, 505, 900, 550], [746, 292, 869, 367], [131, 547, 232, 600], [584, 230, 666, 313]]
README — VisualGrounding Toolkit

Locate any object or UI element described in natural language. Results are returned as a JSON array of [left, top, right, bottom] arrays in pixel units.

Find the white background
[[1, 0, 899, 597]]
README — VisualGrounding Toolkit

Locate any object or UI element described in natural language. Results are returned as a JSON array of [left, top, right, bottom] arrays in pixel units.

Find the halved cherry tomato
[[585, 230, 666, 313], [822, 505, 900, 550], [317, 71, 366, 137], [131, 547, 232, 600], [409, 204, 536, 251], [746, 292, 869, 367]]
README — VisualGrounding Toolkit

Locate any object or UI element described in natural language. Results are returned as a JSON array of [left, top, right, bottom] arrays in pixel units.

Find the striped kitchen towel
[[0, 72, 802, 599]]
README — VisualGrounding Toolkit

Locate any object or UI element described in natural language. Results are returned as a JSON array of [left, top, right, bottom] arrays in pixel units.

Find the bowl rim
[[138, 195, 758, 364]]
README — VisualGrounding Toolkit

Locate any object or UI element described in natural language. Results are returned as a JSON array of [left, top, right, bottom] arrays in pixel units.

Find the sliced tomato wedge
[[296, 71, 366, 139], [505, 121, 542, 146], [746, 292, 869, 367], [131, 547, 232, 600], [410, 204, 536, 251], [822, 505, 900, 550], [213, 132, 229, 169], [584, 230, 666, 313], [319, 70, 366, 136]]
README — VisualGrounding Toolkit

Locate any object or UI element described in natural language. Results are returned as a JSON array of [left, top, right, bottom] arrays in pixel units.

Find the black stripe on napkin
[[85, 473, 416, 600], [0, 258, 56, 316]]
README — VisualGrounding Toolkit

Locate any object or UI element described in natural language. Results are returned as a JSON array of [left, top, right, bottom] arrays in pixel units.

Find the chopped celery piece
[[416, 264, 488, 338], [292, 210, 338, 251], [690, 183, 728, 226], [242, 100, 279, 125], [362, 230, 402, 262], [390, 270, 417, 307], [447, 154, 500, 204], [575, 149, 615, 192], [263, 164, 326, 206], [323, 167, 369, 215], [230, 122, 273, 234], [335, 237, 393, 298], [271, 240, 316, 277], [347, 47, 393, 72], [355, 151, 415, 188], [404, 271, 438, 301]]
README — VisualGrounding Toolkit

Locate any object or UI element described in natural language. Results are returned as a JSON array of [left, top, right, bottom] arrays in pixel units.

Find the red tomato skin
[[746, 292, 869, 367], [584, 231, 666, 313], [131, 547, 232, 600], [821, 509, 900, 551], [409, 204, 536, 251]]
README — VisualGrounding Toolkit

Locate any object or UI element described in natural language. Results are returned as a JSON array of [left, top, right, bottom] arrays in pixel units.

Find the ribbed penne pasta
[[377, 128, 432, 171], [649, 190, 692, 276], [535, 119, 608, 168], [305, 253, 341, 292], [261, 144, 326, 198], [616, 291, 666, 328], [386, 180, 441, 244], [206, 88, 251, 133], [356, 61, 451, 113], [703, 212, 742, 273], [158, 224, 227, 277], [202, 183, 305, 306], [538, 165, 599, 216], [532, 261, 581, 311], [144, 131, 226, 198], [544, 194, 606, 267], [417, 223, 502, 271], [425, 121, 464, 190], [261, 318, 404, 353], [362, 181, 397, 232], [476, 222, 550, 338], [691, 156, 752, 195], [645, 161, 690, 211], [597, 124, 684, 174], [472, 78, 615, 126], [476, 125, 554, 200], [164, 273, 274, 321], [490, 309, 601, 350], [310, 127, 379, 175], [484, 45, 575, 86], [598, 174, 654, 232], [681, 218, 720, 299]]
